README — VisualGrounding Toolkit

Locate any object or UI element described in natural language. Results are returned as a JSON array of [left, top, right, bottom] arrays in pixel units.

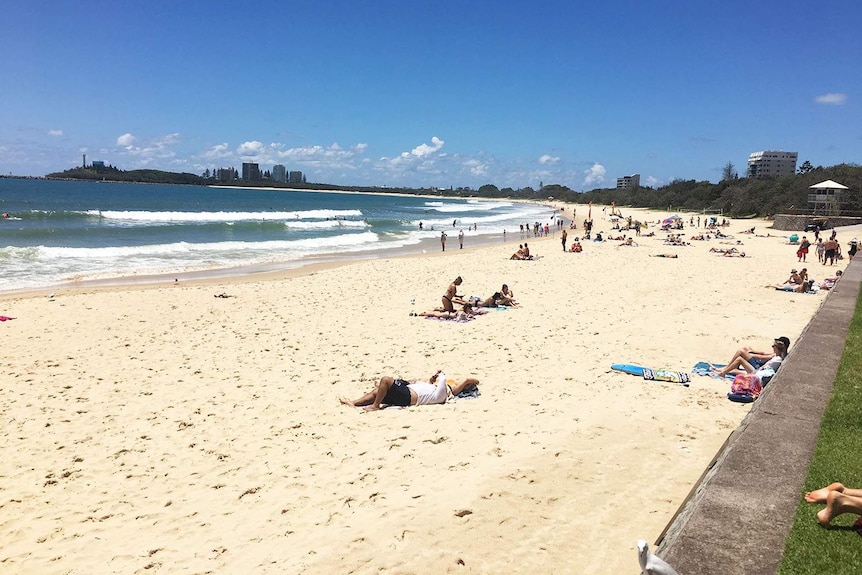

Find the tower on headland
[[83, 153, 87, 169]]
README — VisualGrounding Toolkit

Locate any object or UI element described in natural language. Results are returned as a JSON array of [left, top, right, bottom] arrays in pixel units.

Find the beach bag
[[755, 366, 776, 385], [731, 373, 762, 399]]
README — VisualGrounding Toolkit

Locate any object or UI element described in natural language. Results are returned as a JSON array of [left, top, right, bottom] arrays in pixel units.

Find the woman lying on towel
[[412, 303, 485, 320]]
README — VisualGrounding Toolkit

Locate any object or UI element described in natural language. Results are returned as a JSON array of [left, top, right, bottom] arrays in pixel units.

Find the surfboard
[[611, 364, 690, 387], [611, 363, 647, 376]]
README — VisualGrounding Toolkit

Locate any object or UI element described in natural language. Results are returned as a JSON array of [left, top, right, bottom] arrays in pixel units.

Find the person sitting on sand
[[511, 244, 526, 260], [712, 337, 789, 378], [786, 269, 803, 285], [442, 276, 464, 312], [570, 240, 583, 253], [819, 270, 843, 290], [340, 370, 480, 412], [618, 237, 637, 247], [804, 482, 862, 528], [498, 284, 517, 306]]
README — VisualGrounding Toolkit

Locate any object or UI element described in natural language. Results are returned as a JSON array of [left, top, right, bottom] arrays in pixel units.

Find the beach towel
[[692, 361, 734, 380]]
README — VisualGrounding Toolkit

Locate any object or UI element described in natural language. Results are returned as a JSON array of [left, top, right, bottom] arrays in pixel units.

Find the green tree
[[722, 161, 738, 181], [798, 160, 813, 174]]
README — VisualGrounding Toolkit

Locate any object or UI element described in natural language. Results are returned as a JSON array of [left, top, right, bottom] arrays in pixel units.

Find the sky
[[1, 0, 860, 190]]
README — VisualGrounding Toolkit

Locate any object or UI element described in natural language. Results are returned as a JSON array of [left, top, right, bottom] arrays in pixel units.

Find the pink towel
[[0, 316, 15, 321]]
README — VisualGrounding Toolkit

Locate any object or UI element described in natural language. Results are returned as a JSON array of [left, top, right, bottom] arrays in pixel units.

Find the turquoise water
[[0, 179, 556, 292]]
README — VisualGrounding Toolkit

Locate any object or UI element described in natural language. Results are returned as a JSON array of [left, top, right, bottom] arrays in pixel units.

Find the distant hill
[[46, 167, 204, 185]]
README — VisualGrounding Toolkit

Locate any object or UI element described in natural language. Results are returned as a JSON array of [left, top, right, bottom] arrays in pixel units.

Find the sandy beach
[[1, 206, 848, 574]]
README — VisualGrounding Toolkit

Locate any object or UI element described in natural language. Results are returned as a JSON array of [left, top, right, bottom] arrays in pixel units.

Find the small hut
[[808, 180, 849, 216]]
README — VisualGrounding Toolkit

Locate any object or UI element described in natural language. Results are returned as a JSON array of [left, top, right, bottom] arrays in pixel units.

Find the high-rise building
[[272, 164, 286, 183], [242, 162, 261, 181], [747, 151, 797, 178], [288, 171, 304, 184], [616, 174, 640, 189], [217, 168, 235, 182]]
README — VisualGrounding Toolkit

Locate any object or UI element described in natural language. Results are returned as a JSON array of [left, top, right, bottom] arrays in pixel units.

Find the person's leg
[[449, 378, 479, 395], [442, 297, 454, 313], [805, 483, 862, 503], [340, 377, 395, 409], [817, 490, 862, 526]]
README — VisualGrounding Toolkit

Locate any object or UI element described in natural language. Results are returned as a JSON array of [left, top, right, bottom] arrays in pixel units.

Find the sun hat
[[791, 269, 798, 273]]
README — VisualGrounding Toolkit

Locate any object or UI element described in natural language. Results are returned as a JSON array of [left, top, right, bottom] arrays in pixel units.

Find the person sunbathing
[[768, 280, 812, 293], [340, 370, 480, 412], [477, 293, 503, 307], [618, 237, 637, 246], [804, 483, 862, 527], [712, 337, 789, 378], [819, 270, 843, 290], [413, 303, 482, 319]]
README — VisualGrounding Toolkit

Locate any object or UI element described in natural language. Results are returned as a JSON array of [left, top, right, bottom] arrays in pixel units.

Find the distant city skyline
[[1, 1, 859, 190]]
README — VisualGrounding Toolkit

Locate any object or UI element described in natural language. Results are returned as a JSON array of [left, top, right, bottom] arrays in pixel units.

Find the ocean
[[0, 179, 558, 293]]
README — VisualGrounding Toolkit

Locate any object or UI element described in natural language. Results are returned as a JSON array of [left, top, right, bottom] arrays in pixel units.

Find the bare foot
[[805, 482, 845, 503], [339, 397, 356, 407], [362, 405, 380, 412], [817, 490, 852, 526]]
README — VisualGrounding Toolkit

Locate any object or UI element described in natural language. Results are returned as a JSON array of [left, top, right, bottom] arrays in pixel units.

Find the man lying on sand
[[340, 371, 480, 411]]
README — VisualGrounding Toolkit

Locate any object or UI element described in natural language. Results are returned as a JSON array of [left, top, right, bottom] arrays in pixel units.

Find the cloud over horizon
[[583, 163, 606, 187], [814, 92, 847, 105]]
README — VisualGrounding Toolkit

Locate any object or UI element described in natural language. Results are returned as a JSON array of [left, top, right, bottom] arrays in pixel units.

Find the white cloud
[[538, 154, 559, 165], [116, 133, 135, 147], [48, 129, 63, 137], [408, 136, 444, 158], [814, 93, 847, 105], [200, 143, 231, 159], [237, 141, 265, 155], [645, 176, 660, 187], [464, 158, 488, 176], [157, 133, 181, 145], [583, 163, 606, 187]]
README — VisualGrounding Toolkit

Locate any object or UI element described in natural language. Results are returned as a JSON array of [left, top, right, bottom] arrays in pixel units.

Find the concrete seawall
[[654, 259, 860, 574]]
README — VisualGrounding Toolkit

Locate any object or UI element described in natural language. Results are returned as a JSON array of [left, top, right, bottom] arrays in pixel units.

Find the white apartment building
[[747, 151, 798, 178], [616, 174, 640, 189]]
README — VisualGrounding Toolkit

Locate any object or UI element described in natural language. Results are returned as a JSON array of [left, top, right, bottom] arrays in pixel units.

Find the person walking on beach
[[823, 237, 839, 265], [458, 229, 464, 249], [440, 231, 447, 251], [561, 229, 568, 251]]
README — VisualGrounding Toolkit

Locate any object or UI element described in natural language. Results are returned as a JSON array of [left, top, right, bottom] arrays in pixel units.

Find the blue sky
[[1, 0, 859, 190]]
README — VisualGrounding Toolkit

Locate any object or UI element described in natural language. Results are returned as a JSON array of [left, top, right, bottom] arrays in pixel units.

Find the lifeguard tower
[[808, 180, 849, 216]]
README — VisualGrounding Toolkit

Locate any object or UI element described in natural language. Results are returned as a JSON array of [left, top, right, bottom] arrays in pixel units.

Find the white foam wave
[[83, 209, 364, 223]]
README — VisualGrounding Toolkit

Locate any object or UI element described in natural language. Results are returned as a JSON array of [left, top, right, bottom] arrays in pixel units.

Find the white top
[[409, 372, 448, 406]]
